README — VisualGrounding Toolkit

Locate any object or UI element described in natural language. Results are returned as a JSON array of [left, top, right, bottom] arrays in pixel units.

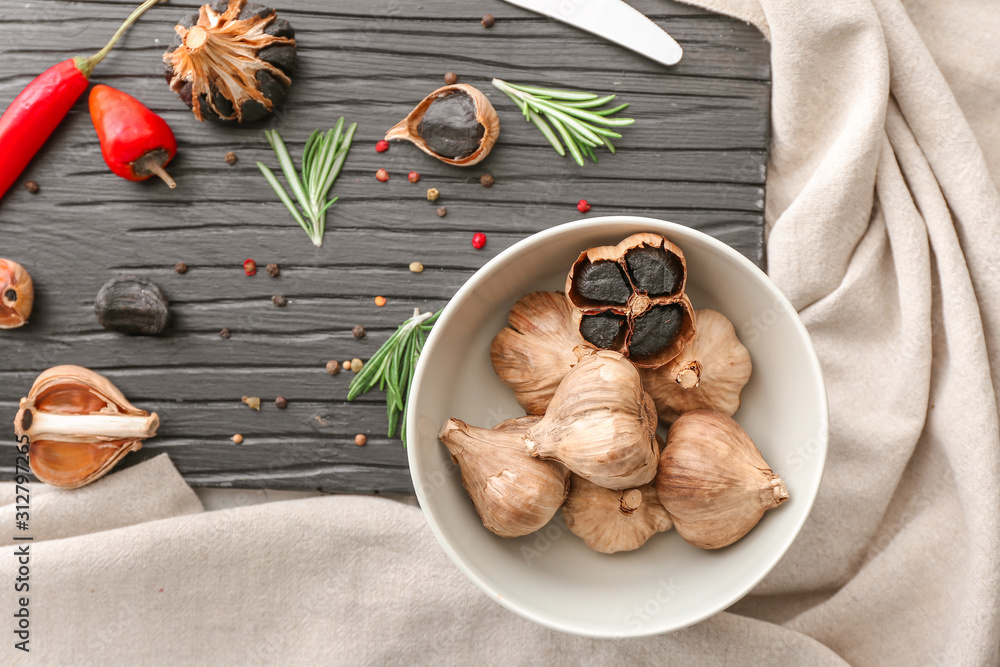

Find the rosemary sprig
[[348, 308, 440, 445], [491, 79, 634, 167], [257, 119, 357, 247]]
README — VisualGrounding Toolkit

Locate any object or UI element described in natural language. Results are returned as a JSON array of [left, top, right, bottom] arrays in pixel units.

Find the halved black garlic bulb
[[385, 84, 499, 166], [95, 275, 170, 336], [163, 0, 296, 123], [565, 233, 695, 368]]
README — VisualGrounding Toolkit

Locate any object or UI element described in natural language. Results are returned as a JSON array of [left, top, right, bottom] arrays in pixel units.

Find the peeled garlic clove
[[490, 291, 595, 414], [14, 366, 159, 489], [640, 309, 752, 422], [95, 275, 171, 336], [562, 476, 672, 554], [565, 233, 696, 368], [526, 350, 659, 489], [440, 415, 569, 538], [0, 259, 34, 329], [385, 84, 500, 166], [656, 410, 788, 549]]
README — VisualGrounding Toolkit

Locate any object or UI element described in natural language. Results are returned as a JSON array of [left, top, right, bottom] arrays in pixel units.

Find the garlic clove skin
[[490, 291, 596, 414], [525, 350, 659, 489], [640, 309, 752, 422], [656, 410, 788, 549], [14, 366, 159, 489], [0, 259, 34, 329], [385, 84, 499, 166], [439, 415, 569, 538], [563, 475, 672, 554]]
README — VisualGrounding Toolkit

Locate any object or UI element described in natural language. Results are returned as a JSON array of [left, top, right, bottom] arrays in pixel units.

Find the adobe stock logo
[[623, 578, 683, 631]]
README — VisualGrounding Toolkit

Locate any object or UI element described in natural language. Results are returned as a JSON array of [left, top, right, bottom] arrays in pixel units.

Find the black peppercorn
[[266, 263, 280, 277], [444, 71, 458, 85], [274, 396, 288, 409], [24, 181, 39, 194], [480, 173, 494, 188], [225, 151, 238, 165], [352, 325, 366, 339], [174, 262, 188, 275], [481, 14, 495, 27], [436, 206, 447, 217], [219, 328, 231, 339], [272, 295, 287, 307]]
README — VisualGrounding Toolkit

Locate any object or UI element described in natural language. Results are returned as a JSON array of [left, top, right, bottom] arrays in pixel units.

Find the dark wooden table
[[0, 0, 769, 493]]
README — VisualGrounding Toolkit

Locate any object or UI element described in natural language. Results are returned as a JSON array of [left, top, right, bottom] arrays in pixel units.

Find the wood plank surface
[[0, 0, 769, 493]]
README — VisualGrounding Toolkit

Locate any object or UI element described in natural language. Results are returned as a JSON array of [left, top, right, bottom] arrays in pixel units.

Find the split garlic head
[[14, 366, 159, 489], [525, 350, 659, 489], [439, 415, 569, 538], [490, 291, 595, 414], [0, 259, 34, 329], [656, 410, 787, 549], [640, 309, 752, 422], [563, 476, 672, 554]]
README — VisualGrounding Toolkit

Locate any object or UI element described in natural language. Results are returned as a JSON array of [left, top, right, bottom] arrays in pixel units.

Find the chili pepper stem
[[135, 153, 177, 189], [75, 0, 166, 78]]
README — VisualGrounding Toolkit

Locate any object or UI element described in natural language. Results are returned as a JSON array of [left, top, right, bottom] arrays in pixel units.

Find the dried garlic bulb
[[566, 233, 696, 368], [640, 309, 752, 422], [656, 410, 788, 549], [440, 415, 569, 538], [0, 259, 34, 329], [525, 350, 659, 489], [14, 366, 159, 489], [164, 0, 297, 122], [490, 291, 595, 414], [563, 476, 672, 554]]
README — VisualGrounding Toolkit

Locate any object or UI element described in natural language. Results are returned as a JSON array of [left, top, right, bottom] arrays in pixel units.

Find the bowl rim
[[407, 215, 828, 638]]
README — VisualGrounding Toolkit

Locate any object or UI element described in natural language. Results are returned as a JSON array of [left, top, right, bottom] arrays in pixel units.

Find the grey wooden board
[[0, 0, 769, 493]]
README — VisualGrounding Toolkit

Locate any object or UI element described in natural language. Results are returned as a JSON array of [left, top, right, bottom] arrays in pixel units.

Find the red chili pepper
[[89, 85, 177, 188], [0, 0, 164, 200]]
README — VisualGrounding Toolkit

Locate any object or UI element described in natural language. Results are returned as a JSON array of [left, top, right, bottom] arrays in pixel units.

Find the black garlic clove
[[95, 275, 170, 336], [579, 312, 627, 349], [625, 245, 684, 297], [574, 260, 632, 305], [629, 304, 685, 358]]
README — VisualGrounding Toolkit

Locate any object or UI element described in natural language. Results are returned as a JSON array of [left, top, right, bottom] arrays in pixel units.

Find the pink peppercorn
[[375, 140, 389, 153], [577, 200, 591, 213], [408, 171, 420, 183], [243, 259, 257, 276], [471, 232, 487, 250], [376, 168, 389, 182]]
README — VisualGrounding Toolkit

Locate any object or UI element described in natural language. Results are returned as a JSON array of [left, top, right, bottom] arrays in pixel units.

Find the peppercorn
[[472, 232, 487, 249], [272, 295, 287, 307], [351, 358, 364, 373], [225, 151, 238, 165], [219, 328, 231, 339], [409, 261, 424, 273], [326, 360, 341, 375], [266, 263, 280, 277], [342, 360, 352, 370], [480, 173, 495, 188], [354, 434, 367, 447], [375, 140, 389, 153], [408, 171, 420, 183], [374, 296, 387, 307], [232, 434, 244, 444], [444, 72, 458, 85], [274, 396, 288, 409], [353, 325, 366, 339], [24, 181, 39, 194], [436, 206, 447, 217], [174, 262, 188, 275], [242, 396, 261, 411], [481, 14, 495, 27], [243, 259, 257, 276], [426, 187, 440, 201], [376, 168, 389, 182], [577, 199, 592, 213]]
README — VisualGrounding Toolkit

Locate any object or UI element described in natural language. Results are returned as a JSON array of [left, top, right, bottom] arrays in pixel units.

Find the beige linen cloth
[[4, 0, 1000, 664]]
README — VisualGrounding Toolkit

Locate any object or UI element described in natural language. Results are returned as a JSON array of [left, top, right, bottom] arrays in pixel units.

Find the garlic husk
[[640, 309, 752, 422], [439, 415, 569, 538], [0, 259, 34, 329], [490, 291, 595, 414], [385, 84, 499, 166], [525, 350, 659, 489], [656, 409, 788, 549], [14, 365, 158, 489], [563, 475, 672, 554]]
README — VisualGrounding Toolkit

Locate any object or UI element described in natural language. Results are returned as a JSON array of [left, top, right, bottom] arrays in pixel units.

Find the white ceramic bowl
[[407, 217, 827, 638]]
